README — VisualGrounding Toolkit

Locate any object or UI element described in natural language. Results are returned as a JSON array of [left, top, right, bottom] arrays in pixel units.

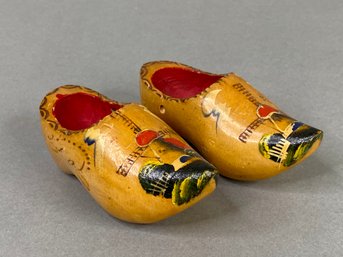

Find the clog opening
[[151, 67, 223, 99], [53, 92, 122, 130]]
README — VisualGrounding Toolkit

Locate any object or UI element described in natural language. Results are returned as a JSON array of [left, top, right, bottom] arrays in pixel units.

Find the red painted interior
[[53, 92, 122, 130], [151, 67, 223, 99]]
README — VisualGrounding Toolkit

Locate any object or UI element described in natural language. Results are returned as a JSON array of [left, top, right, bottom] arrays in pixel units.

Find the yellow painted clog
[[140, 61, 323, 181], [39, 85, 217, 223]]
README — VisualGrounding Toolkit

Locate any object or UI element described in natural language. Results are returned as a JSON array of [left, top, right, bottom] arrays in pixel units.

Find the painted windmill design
[[257, 104, 291, 164], [257, 105, 283, 132], [135, 129, 217, 205], [138, 162, 175, 198], [135, 130, 176, 197]]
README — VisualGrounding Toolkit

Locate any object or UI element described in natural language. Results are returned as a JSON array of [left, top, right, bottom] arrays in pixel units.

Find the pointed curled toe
[[39, 85, 217, 223], [140, 61, 323, 181]]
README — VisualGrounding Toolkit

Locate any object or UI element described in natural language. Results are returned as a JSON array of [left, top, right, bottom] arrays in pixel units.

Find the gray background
[[1, 1, 342, 256]]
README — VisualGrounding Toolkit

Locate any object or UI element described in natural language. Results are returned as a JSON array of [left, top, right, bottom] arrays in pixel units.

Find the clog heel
[[39, 85, 217, 223], [140, 61, 323, 181]]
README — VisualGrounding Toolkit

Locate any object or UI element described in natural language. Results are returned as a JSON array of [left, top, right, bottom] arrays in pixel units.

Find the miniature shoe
[[140, 61, 323, 181], [39, 85, 217, 223]]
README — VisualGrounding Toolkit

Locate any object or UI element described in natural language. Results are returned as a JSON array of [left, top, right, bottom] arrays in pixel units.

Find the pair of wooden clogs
[[40, 61, 323, 223]]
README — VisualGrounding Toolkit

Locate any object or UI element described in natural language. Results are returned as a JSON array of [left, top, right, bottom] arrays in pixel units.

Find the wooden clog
[[39, 85, 217, 223], [140, 61, 323, 181]]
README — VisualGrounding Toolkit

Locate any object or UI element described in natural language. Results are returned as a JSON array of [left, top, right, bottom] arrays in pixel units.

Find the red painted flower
[[136, 130, 159, 146], [162, 137, 190, 149], [257, 105, 278, 119], [135, 130, 190, 149]]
